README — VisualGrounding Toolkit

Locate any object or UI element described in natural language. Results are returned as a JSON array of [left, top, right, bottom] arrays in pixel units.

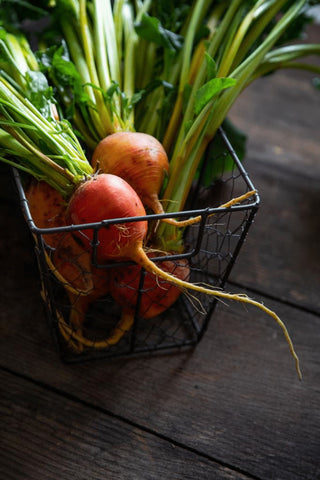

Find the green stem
[[178, 0, 208, 94], [104, 0, 121, 86], [1, 79, 84, 167], [0, 77, 93, 198], [262, 44, 320, 63], [0, 127, 70, 182], [160, 0, 308, 248], [60, 17, 107, 140], [215, 2, 252, 78], [199, 0, 307, 145], [79, 0, 115, 135], [230, 0, 289, 70], [250, 60, 320, 82], [113, 0, 125, 56], [95, 0, 123, 118], [122, 1, 138, 126], [167, 0, 244, 170], [93, 0, 111, 91]]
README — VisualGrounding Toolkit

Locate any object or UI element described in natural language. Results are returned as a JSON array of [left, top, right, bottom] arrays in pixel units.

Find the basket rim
[[12, 127, 260, 236]]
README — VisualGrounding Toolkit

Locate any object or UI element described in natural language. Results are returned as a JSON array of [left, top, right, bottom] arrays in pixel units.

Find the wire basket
[[14, 128, 259, 362]]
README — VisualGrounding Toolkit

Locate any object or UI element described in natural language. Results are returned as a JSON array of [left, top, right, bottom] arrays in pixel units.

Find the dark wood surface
[[1, 24, 320, 480]]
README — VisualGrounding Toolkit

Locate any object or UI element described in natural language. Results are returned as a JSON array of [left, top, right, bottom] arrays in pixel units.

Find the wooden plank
[[229, 70, 320, 176], [0, 240, 319, 480], [229, 157, 320, 312], [226, 27, 320, 311], [0, 369, 252, 480]]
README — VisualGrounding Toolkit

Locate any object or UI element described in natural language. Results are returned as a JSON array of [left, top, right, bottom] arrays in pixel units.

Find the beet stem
[[58, 310, 134, 350], [161, 189, 257, 227], [45, 251, 94, 296], [133, 246, 302, 380]]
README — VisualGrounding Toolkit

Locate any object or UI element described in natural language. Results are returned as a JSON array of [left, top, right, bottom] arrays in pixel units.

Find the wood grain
[[0, 235, 319, 480], [229, 157, 320, 312], [228, 28, 320, 312], [1, 369, 253, 480]]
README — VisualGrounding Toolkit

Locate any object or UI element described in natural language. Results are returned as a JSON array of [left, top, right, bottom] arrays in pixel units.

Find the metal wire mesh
[[14, 128, 259, 362]]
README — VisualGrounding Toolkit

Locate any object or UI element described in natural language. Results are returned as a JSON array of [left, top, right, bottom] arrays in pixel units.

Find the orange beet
[[67, 173, 148, 261], [91, 132, 169, 215], [110, 255, 190, 319], [26, 180, 66, 247], [26, 180, 93, 293]]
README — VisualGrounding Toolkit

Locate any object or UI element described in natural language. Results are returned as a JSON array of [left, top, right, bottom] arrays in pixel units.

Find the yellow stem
[[162, 189, 257, 227], [162, 40, 207, 154], [59, 321, 85, 353], [58, 310, 134, 349], [162, 93, 183, 154], [45, 251, 94, 296], [132, 247, 302, 380], [188, 41, 207, 84]]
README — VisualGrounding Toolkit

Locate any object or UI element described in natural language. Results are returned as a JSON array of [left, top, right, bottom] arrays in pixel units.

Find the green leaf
[[151, 1, 191, 32], [0, 119, 38, 130], [198, 118, 247, 187], [0, 0, 49, 26], [135, 14, 183, 52], [26, 70, 54, 119], [39, 42, 94, 110], [205, 52, 217, 81], [194, 77, 237, 115], [106, 81, 121, 98], [130, 90, 144, 106]]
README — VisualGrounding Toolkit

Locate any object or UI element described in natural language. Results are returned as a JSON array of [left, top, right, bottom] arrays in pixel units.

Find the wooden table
[[1, 25, 320, 480]]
